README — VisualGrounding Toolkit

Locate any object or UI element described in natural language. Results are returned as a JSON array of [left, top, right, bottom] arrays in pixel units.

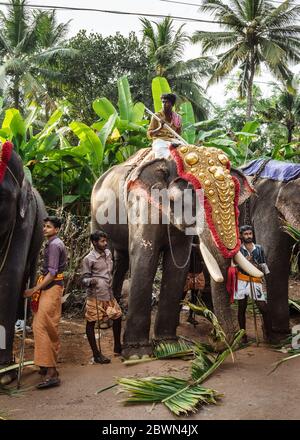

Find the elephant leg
[[123, 235, 160, 358], [254, 218, 291, 339], [255, 300, 272, 342], [266, 267, 290, 339], [112, 250, 129, 354], [154, 240, 191, 342]]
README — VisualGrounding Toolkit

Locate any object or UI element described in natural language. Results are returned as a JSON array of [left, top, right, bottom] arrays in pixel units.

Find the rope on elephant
[[167, 222, 190, 269], [0, 218, 16, 273]]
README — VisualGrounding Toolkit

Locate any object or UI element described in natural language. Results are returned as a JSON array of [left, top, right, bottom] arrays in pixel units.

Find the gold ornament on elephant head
[[177, 145, 238, 250]]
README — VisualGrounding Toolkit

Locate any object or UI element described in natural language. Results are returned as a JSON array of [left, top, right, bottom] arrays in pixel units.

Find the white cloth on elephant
[[234, 279, 266, 301], [152, 138, 178, 159]]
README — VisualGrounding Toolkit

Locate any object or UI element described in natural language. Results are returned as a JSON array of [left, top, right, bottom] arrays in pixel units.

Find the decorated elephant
[[239, 159, 300, 341], [0, 142, 46, 381], [91, 145, 263, 358]]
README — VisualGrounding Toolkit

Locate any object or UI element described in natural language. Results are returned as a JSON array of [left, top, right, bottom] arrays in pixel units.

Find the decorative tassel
[[226, 259, 238, 304], [0, 141, 13, 183]]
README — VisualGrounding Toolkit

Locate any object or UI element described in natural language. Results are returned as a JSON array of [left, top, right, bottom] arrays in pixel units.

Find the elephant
[[91, 145, 263, 358], [0, 141, 46, 381], [239, 159, 300, 341]]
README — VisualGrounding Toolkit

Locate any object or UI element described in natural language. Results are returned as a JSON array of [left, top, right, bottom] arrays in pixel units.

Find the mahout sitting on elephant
[[91, 144, 264, 358], [0, 141, 46, 383]]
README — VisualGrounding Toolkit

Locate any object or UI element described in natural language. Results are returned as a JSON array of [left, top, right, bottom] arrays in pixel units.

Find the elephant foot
[[122, 343, 153, 360], [152, 336, 179, 347], [267, 330, 291, 346]]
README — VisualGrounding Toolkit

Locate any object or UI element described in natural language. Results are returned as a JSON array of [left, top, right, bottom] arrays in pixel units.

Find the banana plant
[[91, 75, 148, 164]]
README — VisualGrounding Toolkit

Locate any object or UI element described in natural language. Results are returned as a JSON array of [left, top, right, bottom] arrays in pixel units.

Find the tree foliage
[[50, 30, 154, 124], [0, 0, 75, 110], [192, 0, 300, 119], [141, 16, 213, 120]]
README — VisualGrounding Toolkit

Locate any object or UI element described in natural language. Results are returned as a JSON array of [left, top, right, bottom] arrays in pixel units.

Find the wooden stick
[[145, 106, 188, 145], [249, 278, 259, 346]]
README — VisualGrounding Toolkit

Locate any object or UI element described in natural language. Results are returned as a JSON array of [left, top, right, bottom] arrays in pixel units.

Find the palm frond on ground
[[117, 330, 244, 416]]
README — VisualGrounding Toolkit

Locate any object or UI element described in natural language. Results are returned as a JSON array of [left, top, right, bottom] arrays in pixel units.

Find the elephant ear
[[127, 158, 167, 190], [275, 178, 300, 230], [18, 178, 32, 219], [231, 169, 254, 206]]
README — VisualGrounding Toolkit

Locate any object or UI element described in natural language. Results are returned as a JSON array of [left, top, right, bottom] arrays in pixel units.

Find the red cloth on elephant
[[226, 265, 238, 304]]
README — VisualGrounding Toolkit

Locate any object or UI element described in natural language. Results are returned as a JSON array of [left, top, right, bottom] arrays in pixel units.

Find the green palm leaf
[[117, 376, 221, 415], [154, 340, 195, 359], [185, 299, 230, 348], [117, 330, 244, 416]]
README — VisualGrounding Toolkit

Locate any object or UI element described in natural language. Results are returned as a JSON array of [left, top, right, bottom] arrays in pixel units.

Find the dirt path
[[1, 305, 300, 420]]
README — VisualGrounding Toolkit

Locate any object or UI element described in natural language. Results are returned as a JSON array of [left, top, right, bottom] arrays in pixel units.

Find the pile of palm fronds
[[117, 330, 244, 416]]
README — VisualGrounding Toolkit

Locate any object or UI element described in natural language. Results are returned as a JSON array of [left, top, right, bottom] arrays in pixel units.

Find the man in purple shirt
[[24, 216, 67, 389]]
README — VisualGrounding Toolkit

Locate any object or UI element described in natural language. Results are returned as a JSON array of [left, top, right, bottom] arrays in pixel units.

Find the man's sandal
[[36, 377, 61, 389]]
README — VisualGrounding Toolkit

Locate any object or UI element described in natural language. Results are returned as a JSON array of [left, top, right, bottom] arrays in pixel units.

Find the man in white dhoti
[[235, 225, 272, 343]]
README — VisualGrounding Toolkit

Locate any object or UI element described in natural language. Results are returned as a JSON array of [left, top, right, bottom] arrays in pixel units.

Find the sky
[[2, 0, 300, 105]]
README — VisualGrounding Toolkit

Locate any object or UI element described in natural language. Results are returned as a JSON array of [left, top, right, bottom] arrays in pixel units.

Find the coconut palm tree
[[259, 78, 300, 143], [140, 16, 213, 120], [192, 0, 300, 119], [0, 0, 76, 109]]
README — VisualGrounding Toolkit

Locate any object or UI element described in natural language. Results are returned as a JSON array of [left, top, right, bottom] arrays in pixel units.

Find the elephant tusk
[[200, 242, 224, 283], [233, 251, 264, 278]]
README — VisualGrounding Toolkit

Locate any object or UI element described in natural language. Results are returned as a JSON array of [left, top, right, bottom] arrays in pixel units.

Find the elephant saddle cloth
[[241, 159, 300, 182]]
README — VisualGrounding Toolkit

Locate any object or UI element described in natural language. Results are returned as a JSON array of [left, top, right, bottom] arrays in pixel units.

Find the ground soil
[[1, 280, 300, 420]]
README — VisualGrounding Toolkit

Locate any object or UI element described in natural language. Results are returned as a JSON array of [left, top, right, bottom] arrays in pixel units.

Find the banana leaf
[[152, 76, 171, 113]]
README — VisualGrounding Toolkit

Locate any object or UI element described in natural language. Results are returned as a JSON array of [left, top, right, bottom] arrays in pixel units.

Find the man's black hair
[[240, 224, 253, 234], [44, 216, 62, 229], [161, 93, 177, 106], [90, 230, 108, 243]]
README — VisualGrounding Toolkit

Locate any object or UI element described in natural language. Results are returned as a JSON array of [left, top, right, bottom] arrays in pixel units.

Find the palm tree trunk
[[246, 55, 255, 121], [13, 76, 20, 110], [287, 126, 293, 143], [286, 119, 294, 143]]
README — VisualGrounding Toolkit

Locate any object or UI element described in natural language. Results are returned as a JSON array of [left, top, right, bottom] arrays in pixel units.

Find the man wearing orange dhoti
[[24, 216, 67, 389]]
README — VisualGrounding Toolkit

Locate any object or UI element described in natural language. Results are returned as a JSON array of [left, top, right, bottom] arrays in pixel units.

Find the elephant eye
[[156, 167, 169, 178]]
